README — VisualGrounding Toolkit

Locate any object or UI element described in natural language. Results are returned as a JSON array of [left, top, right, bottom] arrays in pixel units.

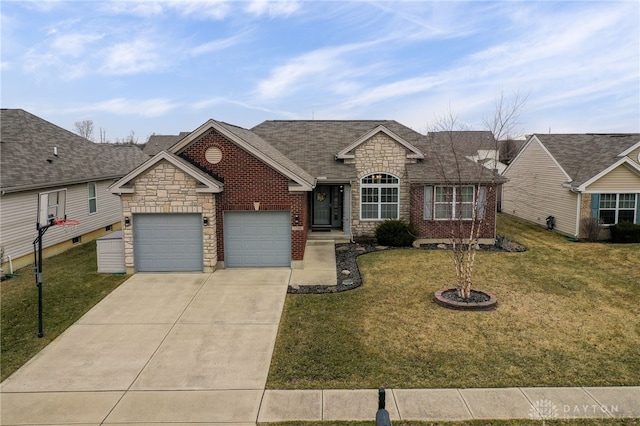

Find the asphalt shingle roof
[[252, 120, 501, 184], [533, 133, 640, 185], [144, 132, 189, 156], [0, 109, 150, 192]]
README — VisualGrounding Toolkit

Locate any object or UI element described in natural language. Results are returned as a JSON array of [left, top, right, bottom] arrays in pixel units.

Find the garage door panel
[[224, 211, 290, 268], [133, 214, 203, 272]]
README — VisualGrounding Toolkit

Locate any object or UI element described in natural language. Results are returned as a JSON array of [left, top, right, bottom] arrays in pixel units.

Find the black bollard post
[[376, 387, 392, 426]]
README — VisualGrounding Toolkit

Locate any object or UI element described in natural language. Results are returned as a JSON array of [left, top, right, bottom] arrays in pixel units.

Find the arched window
[[360, 173, 399, 220]]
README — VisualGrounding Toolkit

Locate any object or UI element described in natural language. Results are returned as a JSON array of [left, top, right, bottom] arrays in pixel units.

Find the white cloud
[[255, 40, 386, 100], [63, 98, 178, 118], [51, 33, 104, 57], [101, 39, 164, 75], [244, 0, 300, 18], [190, 33, 248, 56]]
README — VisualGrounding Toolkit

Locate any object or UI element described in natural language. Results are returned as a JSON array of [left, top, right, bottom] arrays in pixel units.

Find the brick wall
[[121, 160, 217, 273], [410, 184, 497, 242], [180, 129, 308, 261]]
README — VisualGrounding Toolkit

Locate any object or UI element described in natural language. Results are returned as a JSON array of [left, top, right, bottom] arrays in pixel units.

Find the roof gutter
[[1, 174, 127, 194], [561, 182, 580, 193]]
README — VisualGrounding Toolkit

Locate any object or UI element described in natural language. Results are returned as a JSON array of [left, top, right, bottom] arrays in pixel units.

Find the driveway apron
[[1, 269, 291, 425]]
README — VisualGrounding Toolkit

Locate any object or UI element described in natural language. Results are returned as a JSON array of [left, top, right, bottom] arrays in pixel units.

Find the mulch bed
[[287, 236, 525, 294]]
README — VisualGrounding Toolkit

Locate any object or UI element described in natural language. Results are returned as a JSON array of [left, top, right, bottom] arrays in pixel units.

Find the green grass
[[1, 242, 129, 381], [267, 214, 640, 389]]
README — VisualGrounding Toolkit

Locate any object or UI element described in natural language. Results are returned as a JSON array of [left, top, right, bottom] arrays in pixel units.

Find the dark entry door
[[313, 185, 343, 228], [313, 185, 331, 226]]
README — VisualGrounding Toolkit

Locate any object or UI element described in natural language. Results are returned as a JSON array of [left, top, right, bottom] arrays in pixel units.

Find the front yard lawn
[[1, 242, 129, 381], [267, 214, 640, 389]]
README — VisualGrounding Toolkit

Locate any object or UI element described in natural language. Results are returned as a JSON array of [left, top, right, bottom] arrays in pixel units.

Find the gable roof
[[0, 109, 150, 193], [170, 119, 315, 191], [531, 133, 640, 186], [110, 150, 223, 194], [143, 132, 190, 156], [336, 125, 424, 160], [251, 120, 427, 181]]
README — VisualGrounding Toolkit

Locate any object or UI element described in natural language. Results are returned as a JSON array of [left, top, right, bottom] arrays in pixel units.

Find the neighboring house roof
[[110, 150, 224, 194], [524, 133, 640, 187], [0, 109, 150, 193], [144, 132, 190, 156]]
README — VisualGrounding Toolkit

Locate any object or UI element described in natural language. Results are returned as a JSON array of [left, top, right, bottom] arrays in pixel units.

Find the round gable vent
[[205, 147, 222, 164]]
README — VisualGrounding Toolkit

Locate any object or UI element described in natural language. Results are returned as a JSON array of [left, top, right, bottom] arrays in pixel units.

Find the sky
[[1, 0, 639, 142]]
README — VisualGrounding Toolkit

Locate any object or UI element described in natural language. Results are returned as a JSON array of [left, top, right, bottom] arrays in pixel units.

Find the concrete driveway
[[1, 269, 290, 425]]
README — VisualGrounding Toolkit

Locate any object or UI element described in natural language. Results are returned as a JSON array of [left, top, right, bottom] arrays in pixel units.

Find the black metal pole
[[37, 226, 44, 338]]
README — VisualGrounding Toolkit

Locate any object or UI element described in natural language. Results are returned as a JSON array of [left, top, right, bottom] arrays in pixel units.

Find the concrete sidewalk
[[257, 387, 640, 421]]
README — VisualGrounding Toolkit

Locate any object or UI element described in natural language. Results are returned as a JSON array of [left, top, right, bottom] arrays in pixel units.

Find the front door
[[313, 185, 331, 226], [312, 185, 343, 229]]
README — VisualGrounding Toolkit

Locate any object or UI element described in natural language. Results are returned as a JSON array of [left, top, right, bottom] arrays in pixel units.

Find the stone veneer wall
[[121, 160, 217, 273], [351, 132, 414, 237]]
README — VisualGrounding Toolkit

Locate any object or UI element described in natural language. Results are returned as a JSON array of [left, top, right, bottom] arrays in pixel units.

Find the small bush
[[581, 217, 602, 242], [374, 220, 417, 247], [609, 222, 640, 243]]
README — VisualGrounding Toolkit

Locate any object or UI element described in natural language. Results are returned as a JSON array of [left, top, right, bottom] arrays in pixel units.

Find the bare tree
[[114, 130, 139, 145], [74, 120, 94, 141], [427, 92, 527, 299]]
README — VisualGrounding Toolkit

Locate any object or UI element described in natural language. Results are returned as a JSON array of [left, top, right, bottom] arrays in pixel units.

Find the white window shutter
[[478, 186, 487, 219]]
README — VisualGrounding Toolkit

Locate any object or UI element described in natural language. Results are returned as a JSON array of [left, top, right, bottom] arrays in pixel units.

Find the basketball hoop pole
[[33, 220, 52, 338]]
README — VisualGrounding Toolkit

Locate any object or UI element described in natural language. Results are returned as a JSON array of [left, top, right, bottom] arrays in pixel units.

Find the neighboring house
[[143, 132, 190, 156], [502, 133, 640, 239], [111, 119, 504, 273], [0, 109, 149, 271]]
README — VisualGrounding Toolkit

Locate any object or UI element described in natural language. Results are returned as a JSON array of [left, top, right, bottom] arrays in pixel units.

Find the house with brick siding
[[110, 119, 504, 273], [502, 133, 640, 239]]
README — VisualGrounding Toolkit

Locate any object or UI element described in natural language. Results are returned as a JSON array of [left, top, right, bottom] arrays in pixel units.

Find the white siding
[[626, 147, 640, 166], [0, 180, 123, 263], [503, 138, 579, 236], [586, 164, 640, 192]]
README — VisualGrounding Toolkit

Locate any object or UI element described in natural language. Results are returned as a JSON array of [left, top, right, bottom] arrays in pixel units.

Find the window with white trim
[[424, 185, 487, 221], [88, 182, 97, 214], [598, 193, 637, 224], [360, 173, 399, 220]]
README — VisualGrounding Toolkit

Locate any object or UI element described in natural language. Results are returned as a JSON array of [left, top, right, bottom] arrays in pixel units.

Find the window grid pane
[[360, 173, 400, 220], [618, 210, 635, 223], [600, 194, 616, 209], [619, 194, 636, 209]]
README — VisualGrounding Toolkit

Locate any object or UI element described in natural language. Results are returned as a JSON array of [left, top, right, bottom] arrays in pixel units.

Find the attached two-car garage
[[132, 211, 291, 271]]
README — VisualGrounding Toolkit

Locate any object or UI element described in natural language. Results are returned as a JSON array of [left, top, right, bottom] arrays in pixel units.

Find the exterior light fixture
[[203, 217, 209, 226], [124, 216, 131, 227]]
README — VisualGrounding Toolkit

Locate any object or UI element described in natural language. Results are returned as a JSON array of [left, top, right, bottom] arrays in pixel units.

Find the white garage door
[[133, 214, 203, 272], [224, 211, 291, 267]]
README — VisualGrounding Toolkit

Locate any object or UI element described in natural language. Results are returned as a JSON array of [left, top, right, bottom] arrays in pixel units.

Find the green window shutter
[[590, 194, 600, 218], [424, 186, 433, 220], [477, 186, 487, 220]]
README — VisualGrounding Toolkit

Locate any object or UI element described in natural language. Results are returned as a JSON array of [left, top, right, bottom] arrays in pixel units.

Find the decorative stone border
[[433, 288, 498, 311]]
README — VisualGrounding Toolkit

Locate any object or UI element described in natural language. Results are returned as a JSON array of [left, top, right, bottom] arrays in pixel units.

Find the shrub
[[581, 217, 602, 242], [374, 220, 417, 247], [609, 222, 640, 243]]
